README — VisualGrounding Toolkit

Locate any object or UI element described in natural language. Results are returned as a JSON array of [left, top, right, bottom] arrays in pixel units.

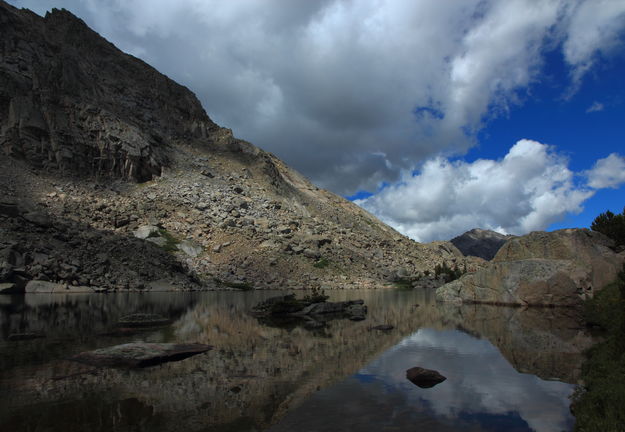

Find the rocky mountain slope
[[450, 228, 514, 260], [0, 2, 475, 292], [437, 229, 625, 306]]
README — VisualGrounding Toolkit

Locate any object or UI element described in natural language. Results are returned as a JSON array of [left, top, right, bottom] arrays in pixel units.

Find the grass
[[158, 228, 181, 252], [572, 266, 625, 432], [313, 257, 330, 269]]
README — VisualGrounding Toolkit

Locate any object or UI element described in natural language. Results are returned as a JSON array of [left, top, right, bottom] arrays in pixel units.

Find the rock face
[[70, 342, 212, 368], [450, 228, 513, 260], [436, 229, 625, 306], [0, 3, 220, 182], [0, 1, 479, 293]]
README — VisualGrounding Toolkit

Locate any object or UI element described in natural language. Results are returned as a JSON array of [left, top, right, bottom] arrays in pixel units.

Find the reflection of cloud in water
[[359, 328, 574, 432]]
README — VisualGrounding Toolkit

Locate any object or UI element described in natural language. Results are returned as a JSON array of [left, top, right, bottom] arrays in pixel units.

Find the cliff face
[[0, 3, 219, 182], [0, 1, 473, 292]]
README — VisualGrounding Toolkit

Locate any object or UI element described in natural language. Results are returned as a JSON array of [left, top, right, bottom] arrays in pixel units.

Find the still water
[[0, 289, 590, 431]]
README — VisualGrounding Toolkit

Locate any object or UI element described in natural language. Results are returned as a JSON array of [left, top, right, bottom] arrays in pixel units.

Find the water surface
[[0, 289, 590, 431]]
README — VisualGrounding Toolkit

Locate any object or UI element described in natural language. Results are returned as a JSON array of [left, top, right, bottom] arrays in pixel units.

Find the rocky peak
[[1, 1, 220, 182], [450, 228, 513, 260]]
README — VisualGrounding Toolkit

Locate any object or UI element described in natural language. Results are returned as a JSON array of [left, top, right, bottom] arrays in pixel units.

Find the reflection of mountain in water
[[0, 290, 592, 431]]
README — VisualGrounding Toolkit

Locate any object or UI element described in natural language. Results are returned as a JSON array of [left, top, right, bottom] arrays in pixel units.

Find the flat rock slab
[[406, 367, 447, 388], [70, 342, 212, 368]]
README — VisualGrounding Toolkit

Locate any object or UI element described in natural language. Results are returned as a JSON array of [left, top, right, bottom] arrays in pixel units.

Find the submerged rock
[[406, 367, 446, 388], [70, 342, 212, 368], [117, 313, 172, 327], [8, 332, 46, 341], [370, 324, 394, 331]]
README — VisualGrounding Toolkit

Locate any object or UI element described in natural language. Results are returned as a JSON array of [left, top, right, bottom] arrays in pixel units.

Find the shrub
[[313, 257, 330, 269], [572, 264, 625, 431]]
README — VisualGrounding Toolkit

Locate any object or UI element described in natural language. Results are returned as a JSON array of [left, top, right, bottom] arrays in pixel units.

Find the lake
[[0, 289, 590, 431]]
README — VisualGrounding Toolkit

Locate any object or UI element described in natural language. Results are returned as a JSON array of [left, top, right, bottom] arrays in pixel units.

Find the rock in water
[[406, 367, 447, 388], [70, 342, 211, 368]]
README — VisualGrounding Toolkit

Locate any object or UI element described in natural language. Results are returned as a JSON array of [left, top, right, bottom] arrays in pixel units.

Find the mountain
[[0, 2, 475, 293], [450, 228, 514, 260]]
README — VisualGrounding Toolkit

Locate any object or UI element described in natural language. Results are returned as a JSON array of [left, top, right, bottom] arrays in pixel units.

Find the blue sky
[[10, 0, 625, 241], [471, 47, 625, 231]]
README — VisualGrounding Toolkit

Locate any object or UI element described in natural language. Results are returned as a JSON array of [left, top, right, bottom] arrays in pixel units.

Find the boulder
[[0, 282, 19, 294], [133, 225, 160, 239], [177, 240, 203, 257], [406, 367, 446, 388], [69, 342, 211, 368], [436, 229, 625, 306], [25, 280, 64, 293]]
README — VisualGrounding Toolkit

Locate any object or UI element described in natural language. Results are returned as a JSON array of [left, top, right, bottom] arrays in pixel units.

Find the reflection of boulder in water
[[406, 367, 446, 388], [251, 295, 367, 330], [437, 302, 592, 383]]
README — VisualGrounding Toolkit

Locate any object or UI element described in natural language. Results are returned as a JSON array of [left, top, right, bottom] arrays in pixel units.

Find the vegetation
[[591, 207, 625, 247], [393, 278, 414, 290], [313, 257, 330, 269], [157, 228, 180, 253], [434, 261, 465, 283], [303, 287, 329, 303], [572, 264, 625, 431]]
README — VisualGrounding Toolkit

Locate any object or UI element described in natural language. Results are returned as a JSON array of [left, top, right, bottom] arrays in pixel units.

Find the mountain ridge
[[0, 1, 476, 292]]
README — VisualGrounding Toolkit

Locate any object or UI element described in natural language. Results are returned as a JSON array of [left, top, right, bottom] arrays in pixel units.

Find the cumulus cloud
[[586, 153, 625, 189], [586, 101, 605, 113], [9, 0, 625, 195], [356, 140, 596, 242], [563, 0, 625, 89]]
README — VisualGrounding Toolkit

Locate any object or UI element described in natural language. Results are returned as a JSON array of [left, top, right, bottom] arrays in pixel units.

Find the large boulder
[[436, 229, 625, 306]]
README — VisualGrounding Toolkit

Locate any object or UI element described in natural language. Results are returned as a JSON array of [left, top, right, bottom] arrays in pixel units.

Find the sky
[[10, 0, 625, 242]]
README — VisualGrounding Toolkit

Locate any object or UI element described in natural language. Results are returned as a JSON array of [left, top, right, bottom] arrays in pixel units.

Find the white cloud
[[586, 101, 605, 113], [586, 153, 625, 189], [563, 0, 625, 88], [9, 0, 625, 195], [356, 140, 595, 242]]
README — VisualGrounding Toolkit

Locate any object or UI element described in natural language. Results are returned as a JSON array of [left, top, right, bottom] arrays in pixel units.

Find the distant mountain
[[450, 228, 514, 260], [0, 1, 478, 293]]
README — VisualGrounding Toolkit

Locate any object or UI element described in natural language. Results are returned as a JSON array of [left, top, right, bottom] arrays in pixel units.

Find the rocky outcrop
[[450, 228, 513, 260], [436, 229, 625, 306], [0, 3, 222, 182]]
